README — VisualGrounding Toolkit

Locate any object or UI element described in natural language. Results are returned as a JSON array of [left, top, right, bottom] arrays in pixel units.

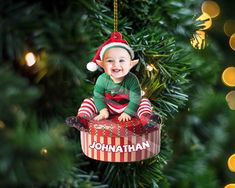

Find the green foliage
[[50, 154, 108, 188], [165, 151, 220, 188], [0, 66, 40, 125], [0, 117, 74, 187], [164, 59, 229, 187]]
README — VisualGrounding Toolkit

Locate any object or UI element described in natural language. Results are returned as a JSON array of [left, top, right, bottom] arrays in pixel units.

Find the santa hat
[[86, 32, 134, 72]]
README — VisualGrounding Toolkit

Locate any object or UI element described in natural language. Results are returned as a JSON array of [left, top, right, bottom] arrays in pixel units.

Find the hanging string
[[114, 0, 118, 32]]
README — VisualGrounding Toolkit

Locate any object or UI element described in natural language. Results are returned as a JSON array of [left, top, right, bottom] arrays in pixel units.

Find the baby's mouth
[[112, 69, 121, 73]]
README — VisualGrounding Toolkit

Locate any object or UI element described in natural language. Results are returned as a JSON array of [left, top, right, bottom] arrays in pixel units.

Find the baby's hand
[[94, 108, 109, 121], [118, 112, 131, 122]]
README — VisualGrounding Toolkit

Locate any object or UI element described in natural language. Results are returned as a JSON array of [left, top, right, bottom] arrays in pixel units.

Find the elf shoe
[[141, 114, 161, 129], [65, 116, 88, 131]]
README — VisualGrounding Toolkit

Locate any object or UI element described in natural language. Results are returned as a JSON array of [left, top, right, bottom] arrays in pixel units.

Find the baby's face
[[103, 47, 132, 83]]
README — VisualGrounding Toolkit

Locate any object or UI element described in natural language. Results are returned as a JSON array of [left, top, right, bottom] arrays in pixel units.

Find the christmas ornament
[[66, 0, 162, 162], [80, 116, 161, 162]]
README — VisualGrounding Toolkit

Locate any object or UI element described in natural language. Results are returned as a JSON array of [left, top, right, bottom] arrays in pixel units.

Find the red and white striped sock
[[137, 98, 152, 125], [70, 98, 98, 129], [137, 98, 161, 127], [77, 98, 98, 119]]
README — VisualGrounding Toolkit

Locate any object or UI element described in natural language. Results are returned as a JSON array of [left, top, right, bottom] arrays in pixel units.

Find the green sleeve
[[124, 74, 141, 116], [93, 74, 107, 111]]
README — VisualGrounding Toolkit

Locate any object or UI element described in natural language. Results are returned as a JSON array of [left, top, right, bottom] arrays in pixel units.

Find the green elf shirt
[[93, 72, 141, 116]]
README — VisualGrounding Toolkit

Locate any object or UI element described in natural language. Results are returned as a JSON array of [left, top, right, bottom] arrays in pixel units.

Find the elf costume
[[94, 72, 141, 115], [66, 32, 161, 131]]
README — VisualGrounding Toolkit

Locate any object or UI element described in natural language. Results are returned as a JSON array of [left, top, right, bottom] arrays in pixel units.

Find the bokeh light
[[0, 120, 5, 129], [225, 154, 235, 187], [191, 30, 206, 50], [229, 34, 235, 51], [196, 13, 212, 30], [40, 148, 48, 156], [25, 52, 36, 67], [201, 0, 220, 18], [225, 184, 235, 188], [226, 91, 235, 110], [224, 20, 235, 37], [222, 67, 235, 87]]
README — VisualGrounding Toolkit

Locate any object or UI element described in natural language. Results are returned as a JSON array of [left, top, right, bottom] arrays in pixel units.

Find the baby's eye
[[119, 59, 125, 63], [106, 59, 113, 63]]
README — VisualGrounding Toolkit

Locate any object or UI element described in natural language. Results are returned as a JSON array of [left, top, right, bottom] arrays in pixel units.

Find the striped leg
[[137, 98, 161, 127], [77, 98, 98, 119], [137, 98, 152, 118], [65, 98, 98, 131]]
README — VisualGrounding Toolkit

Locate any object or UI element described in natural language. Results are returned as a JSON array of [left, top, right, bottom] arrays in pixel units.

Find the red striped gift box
[[80, 115, 161, 162]]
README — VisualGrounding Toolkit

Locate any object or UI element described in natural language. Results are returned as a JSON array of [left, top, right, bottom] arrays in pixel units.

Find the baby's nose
[[113, 61, 120, 66]]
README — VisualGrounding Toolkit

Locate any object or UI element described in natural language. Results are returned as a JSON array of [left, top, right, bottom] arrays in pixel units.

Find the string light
[[25, 52, 36, 67], [196, 13, 212, 30], [226, 91, 235, 110], [141, 87, 148, 96], [146, 64, 153, 72], [222, 67, 235, 87], [40, 148, 48, 156], [229, 34, 235, 51], [141, 90, 146, 96], [224, 20, 235, 37], [191, 30, 206, 49], [201, 1, 220, 18]]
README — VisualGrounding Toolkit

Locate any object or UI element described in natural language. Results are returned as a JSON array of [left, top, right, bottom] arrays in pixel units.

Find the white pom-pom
[[86, 62, 98, 72]]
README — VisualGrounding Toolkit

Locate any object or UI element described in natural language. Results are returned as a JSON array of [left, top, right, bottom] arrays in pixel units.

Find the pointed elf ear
[[96, 60, 104, 68], [130, 59, 139, 68]]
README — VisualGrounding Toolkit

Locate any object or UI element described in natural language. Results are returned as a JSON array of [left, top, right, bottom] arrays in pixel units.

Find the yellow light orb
[[146, 64, 153, 72], [226, 91, 235, 110], [228, 154, 235, 172], [224, 20, 235, 37], [201, 1, 220, 18], [229, 34, 235, 51], [25, 52, 36, 67], [225, 184, 235, 188], [222, 67, 235, 87], [40, 148, 48, 156], [191, 30, 206, 50], [196, 13, 212, 30]]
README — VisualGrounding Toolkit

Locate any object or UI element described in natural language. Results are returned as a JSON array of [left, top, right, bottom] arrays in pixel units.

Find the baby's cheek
[[103, 66, 111, 73], [105, 69, 112, 74], [123, 67, 131, 74]]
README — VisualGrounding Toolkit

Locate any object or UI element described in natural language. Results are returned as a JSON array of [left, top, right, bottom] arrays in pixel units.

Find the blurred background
[[1, 0, 235, 187]]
